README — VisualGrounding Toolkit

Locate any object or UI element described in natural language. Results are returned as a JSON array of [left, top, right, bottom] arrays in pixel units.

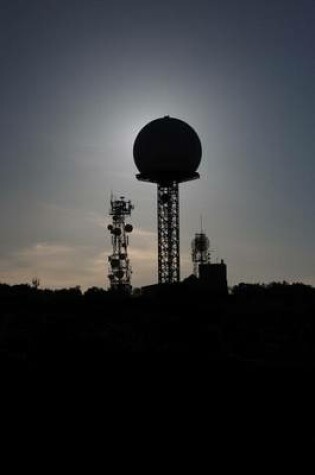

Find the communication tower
[[191, 222, 210, 277], [107, 195, 133, 292], [133, 116, 202, 284]]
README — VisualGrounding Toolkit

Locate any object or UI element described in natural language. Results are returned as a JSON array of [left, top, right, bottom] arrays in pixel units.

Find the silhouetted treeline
[[0, 281, 314, 372]]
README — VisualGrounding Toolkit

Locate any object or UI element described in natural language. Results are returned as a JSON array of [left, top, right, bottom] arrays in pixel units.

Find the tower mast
[[107, 195, 134, 293]]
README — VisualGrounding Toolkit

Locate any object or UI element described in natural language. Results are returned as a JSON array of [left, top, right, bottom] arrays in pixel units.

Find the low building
[[198, 260, 228, 295]]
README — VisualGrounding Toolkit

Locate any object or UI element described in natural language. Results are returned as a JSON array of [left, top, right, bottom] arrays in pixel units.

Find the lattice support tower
[[157, 181, 180, 284]]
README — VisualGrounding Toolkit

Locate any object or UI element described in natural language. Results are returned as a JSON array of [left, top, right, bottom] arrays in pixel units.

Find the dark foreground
[[1, 281, 314, 450], [0, 281, 314, 371]]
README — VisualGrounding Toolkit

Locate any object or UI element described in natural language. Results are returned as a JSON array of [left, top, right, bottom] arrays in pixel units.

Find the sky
[[0, 0, 314, 290]]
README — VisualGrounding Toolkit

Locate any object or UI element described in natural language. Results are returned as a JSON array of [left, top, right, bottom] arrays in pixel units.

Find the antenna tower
[[191, 222, 210, 277], [107, 195, 134, 292]]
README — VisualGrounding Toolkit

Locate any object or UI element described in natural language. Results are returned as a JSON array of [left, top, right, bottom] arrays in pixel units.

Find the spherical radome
[[133, 116, 202, 181]]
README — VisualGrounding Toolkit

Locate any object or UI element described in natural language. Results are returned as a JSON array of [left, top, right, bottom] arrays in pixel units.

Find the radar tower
[[133, 116, 202, 284]]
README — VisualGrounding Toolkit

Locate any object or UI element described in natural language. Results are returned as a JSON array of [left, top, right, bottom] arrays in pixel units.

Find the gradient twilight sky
[[0, 0, 314, 290]]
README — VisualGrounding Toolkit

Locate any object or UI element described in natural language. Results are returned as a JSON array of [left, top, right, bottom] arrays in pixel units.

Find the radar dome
[[133, 116, 202, 183]]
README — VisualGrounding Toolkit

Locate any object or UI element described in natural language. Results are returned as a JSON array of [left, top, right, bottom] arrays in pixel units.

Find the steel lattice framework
[[107, 196, 133, 293], [157, 182, 179, 284]]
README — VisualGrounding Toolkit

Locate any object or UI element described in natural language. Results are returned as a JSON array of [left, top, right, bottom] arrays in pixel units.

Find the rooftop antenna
[[191, 223, 210, 278]]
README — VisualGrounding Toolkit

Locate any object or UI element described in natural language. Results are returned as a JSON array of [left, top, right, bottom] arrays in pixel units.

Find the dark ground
[[1, 280, 314, 371], [1, 281, 314, 451]]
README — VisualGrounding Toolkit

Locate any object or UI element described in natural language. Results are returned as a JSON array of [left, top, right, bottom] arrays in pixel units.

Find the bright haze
[[0, 0, 314, 290]]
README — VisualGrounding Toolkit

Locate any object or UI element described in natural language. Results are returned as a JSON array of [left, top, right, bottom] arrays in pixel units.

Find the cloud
[[0, 234, 156, 290], [0, 212, 195, 289], [0, 242, 105, 290]]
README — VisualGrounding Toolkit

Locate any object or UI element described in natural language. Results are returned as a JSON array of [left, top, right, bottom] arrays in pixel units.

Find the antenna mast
[[191, 226, 210, 277], [107, 195, 134, 293]]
